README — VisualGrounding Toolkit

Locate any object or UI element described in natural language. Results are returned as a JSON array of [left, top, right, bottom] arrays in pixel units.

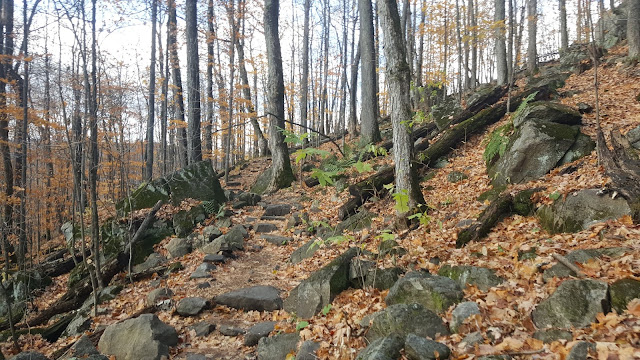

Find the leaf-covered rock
[[385, 274, 463, 314]]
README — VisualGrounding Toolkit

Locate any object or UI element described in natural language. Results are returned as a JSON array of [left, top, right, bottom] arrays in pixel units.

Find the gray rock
[[364, 268, 404, 290], [286, 212, 309, 229], [367, 303, 449, 342], [147, 288, 173, 306], [350, 258, 375, 284], [203, 254, 226, 264], [63, 310, 91, 337], [244, 321, 276, 346], [9, 352, 50, 360], [173, 206, 207, 237], [72, 335, 100, 357], [404, 333, 451, 360], [567, 341, 596, 360], [261, 235, 292, 246], [176, 297, 209, 316], [377, 240, 408, 257], [450, 302, 481, 333], [190, 262, 217, 279], [98, 314, 178, 360], [533, 329, 573, 343], [290, 239, 320, 264], [543, 247, 631, 280], [218, 325, 245, 336], [201, 233, 244, 255], [438, 265, 504, 292], [166, 237, 192, 258], [214, 285, 283, 311], [610, 278, 640, 314], [256, 332, 300, 360], [537, 189, 632, 234], [559, 132, 595, 165], [264, 204, 292, 216], [190, 322, 215, 337], [532, 279, 609, 329], [489, 120, 580, 185], [256, 223, 278, 233], [296, 340, 320, 360], [512, 101, 581, 128], [237, 192, 262, 205], [460, 332, 485, 349], [227, 224, 249, 241], [197, 282, 211, 289], [133, 253, 167, 273], [627, 124, 640, 144], [185, 354, 207, 360], [284, 248, 359, 318], [447, 171, 468, 183], [356, 335, 404, 360], [385, 275, 463, 314]]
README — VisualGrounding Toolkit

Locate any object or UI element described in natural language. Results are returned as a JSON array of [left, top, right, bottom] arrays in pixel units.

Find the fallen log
[[10, 200, 165, 332], [338, 86, 551, 220], [456, 188, 544, 248]]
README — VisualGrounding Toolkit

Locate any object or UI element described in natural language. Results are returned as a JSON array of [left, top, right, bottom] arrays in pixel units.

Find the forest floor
[[7, 44, 640, 359]]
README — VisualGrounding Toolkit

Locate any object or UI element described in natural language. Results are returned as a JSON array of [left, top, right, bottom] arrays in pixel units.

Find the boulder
[[536, 189, 632, 234], [9, 352, 50, 360], [296, 340, 320, 360], [117, 161, 226, 214], [543, 247, 631, 280], [367, 303, 449, 342], [203, 254, 226, 263], [190, 322, 215, 337], [450, 302, 481, 333], [173, 205, 207, 237], [438, 265, 504, 291], [98, 314, 178, 360], [567, 341, 596, 360], [147, 288, 174, 306], [256, 332, 300, 360], [284, 248, 358, 318], [532, 279, 609, 329], [218, 325, 245, 336], [201, 226, 248, 254], [512, 101, 581, 129], [71, 335, 101, 357], [133, 253, 167, 273], [102, 218, 173, 265], [176, 297, 209, 316], [214, 285, 283, 312], [404, 333, 451, 360], [190, 262, 217, 279], [264, 204, 292, 216], [290, 240, 320, 264], [609, 278, 640, 314], [385, 274, 463, 314], [364, 267, 405, 290], [627, 124, 640, 149], [166, 237, 192, 258], [237, 192, 262, 206], [256, 223, 278, 233], [559, 132, 595, 165], [244, 321, 277, 346], [488, 120, 581, 185], [533, 329, 573, 343], [261, 235, 292, 246], [356, 335, 404, 360]]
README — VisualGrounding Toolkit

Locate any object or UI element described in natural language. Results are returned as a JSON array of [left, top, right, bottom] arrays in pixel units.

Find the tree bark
[[559, 0, 568, 51], [264, 0, 294, 192], [358, 0, 382, 144], [145, 0, 158, 180], [300, 0, 311, 141], [527, 0, 538, 75], [495, 0, 508, 85], [168, 0, 188, 168], [629, 0, 640, 57], [186, 0, 203, 164], [378, 0, 425, 218]]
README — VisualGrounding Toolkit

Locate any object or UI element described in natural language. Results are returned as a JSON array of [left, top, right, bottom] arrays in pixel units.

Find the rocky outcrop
[[537, 190, 631, 234], [366, 303, 449, 342], [438, 265, 504, 291], [385, 274, 463, 314]]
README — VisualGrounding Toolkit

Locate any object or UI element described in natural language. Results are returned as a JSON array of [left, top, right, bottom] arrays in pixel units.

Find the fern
[[483, 123, 513, 165], [512, 91, 538, 120]]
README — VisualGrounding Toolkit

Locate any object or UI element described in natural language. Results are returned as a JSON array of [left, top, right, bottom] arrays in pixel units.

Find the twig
[[552, 253, 585, 278]]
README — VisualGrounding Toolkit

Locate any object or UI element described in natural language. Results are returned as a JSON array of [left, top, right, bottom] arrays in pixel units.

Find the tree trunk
[[145, 0, 158, 180], [160, 19, 169, 175], [205, 0, 214, 161], [186, 0, 203, 164], [348, 47, 360, 136], [527, 0, 538, 75], [264, 0, 294, 192], [495, 0, 508, 85], [469, 0, 477, 89], [358, 0, 382, 144], [629, 0, 640, 57], [168, 0, 188, 168], [300, 0, 311, 142], [559, 0, 568, 51], [378, 0, 426, 219]]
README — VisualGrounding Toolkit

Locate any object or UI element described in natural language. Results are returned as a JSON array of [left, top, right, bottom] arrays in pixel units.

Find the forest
[[1, 0, 640, 358]]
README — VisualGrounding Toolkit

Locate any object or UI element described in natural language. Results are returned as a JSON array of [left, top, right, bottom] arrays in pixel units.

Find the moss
[[251, 167, 273, 195], [68, 263, 90, 288], [513, 189, 537, 216], [610, 278, 640, 314], [477, 185, 507, 202]]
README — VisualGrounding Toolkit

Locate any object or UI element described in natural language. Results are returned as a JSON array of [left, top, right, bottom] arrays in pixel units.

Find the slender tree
[[495, 0, 508, 85], [378, 0, 425, 220], [186, 0, 203, 163], [168, 0, 188, 167], [527, 0, 538, 75], [630, 0, 640, 57], [300, 0, 311, 142], [145, 0, 158, 180], [559, 0, 568, 51], [264, 0, 294, 192], [359, 0, 382, 144]]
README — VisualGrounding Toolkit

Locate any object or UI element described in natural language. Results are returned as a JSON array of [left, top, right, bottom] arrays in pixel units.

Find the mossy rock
[[68, 263, 91, 288], [251, 167, 273, 195], [477, 185, 507, 203], [513, 188, 537, 216], [102, 218, 173, 265], [385, 274, 463, 314], [438, 265, 504, 292], [609, 278, 640, 314], [173, 205, 207, 237], [559, 132, 595, 166], [366, 303, 449, 342], [116, 179, 170, 215], [518, 247, 538, 261], [512, 101, 581, 128]]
